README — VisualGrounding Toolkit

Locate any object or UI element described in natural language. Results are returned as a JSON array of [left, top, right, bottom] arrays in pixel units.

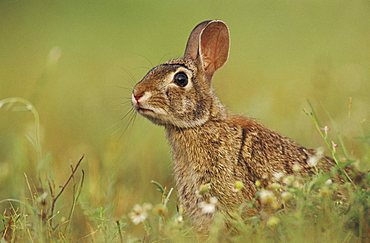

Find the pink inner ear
[[200, 22, 229, 77]]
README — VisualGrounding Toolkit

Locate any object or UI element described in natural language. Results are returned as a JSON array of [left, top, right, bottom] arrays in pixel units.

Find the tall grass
[[0, 97, 368, 242]]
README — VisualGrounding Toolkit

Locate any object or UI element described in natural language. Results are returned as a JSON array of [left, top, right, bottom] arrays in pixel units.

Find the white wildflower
[[273, 172, 284, 181], [308, 156, 319, 167], [199, 197, 218, 214], [308, 147, 324, 167], [175, 215, 183, 224], [129, 203, 152, 225], [259, 189, 275, 205], [325, 179, 333, 186]]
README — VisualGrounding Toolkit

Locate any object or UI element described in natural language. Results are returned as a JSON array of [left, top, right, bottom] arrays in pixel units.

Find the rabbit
[[131, 20, 335, 232]]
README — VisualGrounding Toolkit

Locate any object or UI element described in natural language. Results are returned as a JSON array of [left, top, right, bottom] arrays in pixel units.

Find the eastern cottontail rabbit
[[132, 20, 334, 231]]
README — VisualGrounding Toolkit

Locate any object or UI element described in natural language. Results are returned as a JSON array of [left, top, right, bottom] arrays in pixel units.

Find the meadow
[[0, 1, 369, 242]]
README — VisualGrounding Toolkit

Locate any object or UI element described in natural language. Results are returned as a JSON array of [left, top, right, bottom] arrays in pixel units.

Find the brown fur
[[131, 20, 334, 232]]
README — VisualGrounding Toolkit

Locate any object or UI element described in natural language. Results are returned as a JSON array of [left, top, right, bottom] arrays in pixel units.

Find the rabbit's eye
[[173, 72, 188, 87]]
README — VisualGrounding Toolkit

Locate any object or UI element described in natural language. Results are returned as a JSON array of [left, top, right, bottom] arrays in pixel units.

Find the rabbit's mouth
[[137, 107, 154, 114], [135, 105, 169, 126]]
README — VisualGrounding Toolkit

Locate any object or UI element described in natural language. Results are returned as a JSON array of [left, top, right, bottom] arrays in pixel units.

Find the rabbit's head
[[132, 20, 229, 128]]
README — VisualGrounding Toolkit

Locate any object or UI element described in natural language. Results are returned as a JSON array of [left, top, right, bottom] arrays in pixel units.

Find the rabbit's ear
[[184, 20, 230, 79], [199, 21, 229, 78], [184, 20, 212, 60]]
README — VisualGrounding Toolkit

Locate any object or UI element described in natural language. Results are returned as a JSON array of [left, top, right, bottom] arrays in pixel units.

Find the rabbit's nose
[[133, 93, 143, 102], [132, 91, 144, 103], [132, 90, 151, 105]]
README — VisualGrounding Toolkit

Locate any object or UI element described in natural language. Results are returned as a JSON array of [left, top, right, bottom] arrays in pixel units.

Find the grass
[[0, 97, 368, 242], [0, 1, 369, 242]]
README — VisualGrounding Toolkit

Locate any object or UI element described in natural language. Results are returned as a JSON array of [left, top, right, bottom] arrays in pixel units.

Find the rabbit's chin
[[140, 111, 209, 129], [137, 110, 177, 127], [136, 104, 210, 128]]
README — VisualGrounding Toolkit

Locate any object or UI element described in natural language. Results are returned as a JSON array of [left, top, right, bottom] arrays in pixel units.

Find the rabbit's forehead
[[146, 63, 193, 84], [166, 58, 197, 72]]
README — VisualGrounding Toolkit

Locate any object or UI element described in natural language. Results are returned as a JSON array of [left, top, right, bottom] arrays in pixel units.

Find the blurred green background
[[0, 0, 369, 238]]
